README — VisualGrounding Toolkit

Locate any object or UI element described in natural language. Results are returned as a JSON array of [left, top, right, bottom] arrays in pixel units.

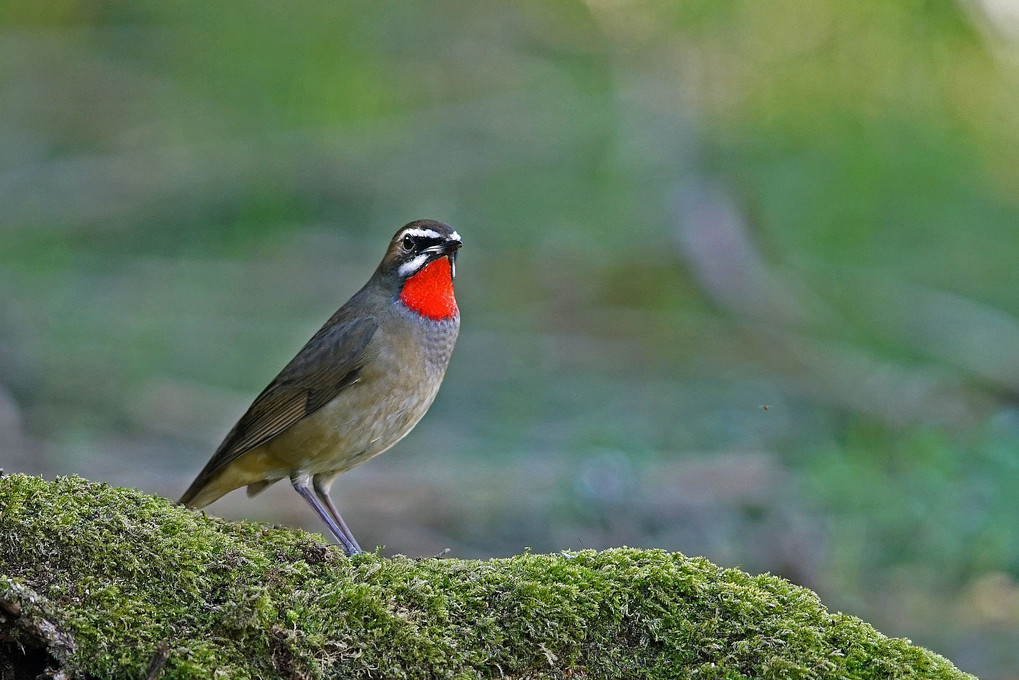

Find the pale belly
[[244, 312, 455, 480], [193, 309, 458, 505], [258, 368, 442, 477]]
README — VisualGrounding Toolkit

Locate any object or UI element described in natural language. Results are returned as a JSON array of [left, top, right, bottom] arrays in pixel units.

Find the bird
[[179, 219, 462, 556]]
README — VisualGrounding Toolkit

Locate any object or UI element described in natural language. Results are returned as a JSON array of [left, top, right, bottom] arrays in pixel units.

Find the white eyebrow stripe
[[398, 253, 431, 277], [401, 227, 442, 239]]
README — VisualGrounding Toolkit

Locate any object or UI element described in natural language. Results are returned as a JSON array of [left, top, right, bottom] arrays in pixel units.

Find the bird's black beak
[[446, 238, 462, 279], [448, 249, 458, 280], [437, 237, 462, 255], [425, 236, 462, 279]]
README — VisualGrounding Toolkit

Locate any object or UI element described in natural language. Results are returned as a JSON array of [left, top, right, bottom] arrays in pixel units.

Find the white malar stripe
[[398, 253, 431, 277], [400, 227, 442, 240]]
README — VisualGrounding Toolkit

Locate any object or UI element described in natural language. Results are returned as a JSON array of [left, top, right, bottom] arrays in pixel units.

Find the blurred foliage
[[3, 0, 1019, 676]]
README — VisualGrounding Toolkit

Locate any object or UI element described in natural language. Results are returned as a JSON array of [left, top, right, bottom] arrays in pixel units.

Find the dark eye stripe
[[412, 236, 443, 251]]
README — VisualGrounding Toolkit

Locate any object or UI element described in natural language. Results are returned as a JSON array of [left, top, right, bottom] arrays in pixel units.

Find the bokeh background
[[3, 0, 1019, 676]]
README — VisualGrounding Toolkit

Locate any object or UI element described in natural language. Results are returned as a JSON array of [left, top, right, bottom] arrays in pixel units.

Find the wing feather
[[179, 311, 378, 504]]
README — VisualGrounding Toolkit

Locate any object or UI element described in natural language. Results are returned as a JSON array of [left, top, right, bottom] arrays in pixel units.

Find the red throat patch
[[399, 257, 458, 320]]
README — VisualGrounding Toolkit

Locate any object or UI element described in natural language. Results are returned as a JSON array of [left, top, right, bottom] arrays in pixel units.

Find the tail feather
[[179, 448, 281, 508], [178, 463, 234, 508], [178, 475, 218, 508]]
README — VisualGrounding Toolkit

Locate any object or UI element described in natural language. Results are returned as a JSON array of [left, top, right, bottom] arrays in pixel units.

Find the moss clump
[[0, 474, 972, 679]]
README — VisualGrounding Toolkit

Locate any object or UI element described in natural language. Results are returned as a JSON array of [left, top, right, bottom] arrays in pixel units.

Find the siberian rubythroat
[[179, 220, 462, 556]]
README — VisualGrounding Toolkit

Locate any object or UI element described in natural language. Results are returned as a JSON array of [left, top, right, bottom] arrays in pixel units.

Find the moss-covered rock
[[0, 474, 972, 679]]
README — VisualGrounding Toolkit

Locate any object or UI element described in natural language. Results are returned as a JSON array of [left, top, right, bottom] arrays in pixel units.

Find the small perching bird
[[179, 220, 462, 556]]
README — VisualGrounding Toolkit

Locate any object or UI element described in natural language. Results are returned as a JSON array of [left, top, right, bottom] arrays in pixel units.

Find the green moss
[[0, 474, 972, 679]]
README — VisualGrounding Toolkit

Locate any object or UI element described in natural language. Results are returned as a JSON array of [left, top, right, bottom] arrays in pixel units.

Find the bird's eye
[[402, 235, 415, 251]]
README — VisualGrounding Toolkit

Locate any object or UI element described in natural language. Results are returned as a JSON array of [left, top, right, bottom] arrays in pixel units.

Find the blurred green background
[[3, 0, 1019, 676]]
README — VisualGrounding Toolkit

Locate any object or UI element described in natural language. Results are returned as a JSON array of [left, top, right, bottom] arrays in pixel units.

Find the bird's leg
[[313, 475, 363, 555], [291, 474, 360, 556]]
